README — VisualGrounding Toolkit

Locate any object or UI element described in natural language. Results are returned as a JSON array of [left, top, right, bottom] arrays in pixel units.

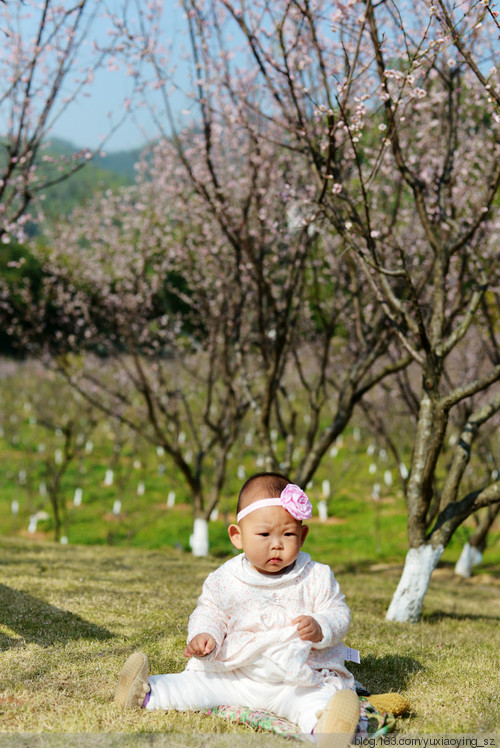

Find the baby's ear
[[299, 524, 309, 546], [228, 524, 243, 549]]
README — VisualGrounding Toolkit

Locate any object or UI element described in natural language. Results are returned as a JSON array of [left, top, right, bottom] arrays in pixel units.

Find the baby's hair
[[237, 472, 291, 515]]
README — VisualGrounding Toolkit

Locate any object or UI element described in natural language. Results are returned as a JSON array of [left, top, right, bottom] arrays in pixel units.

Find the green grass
[[2, 415, 499, 571], [1, 360, 499, 573], [1, 365, 500, 739], [0, 537, 499, 738]]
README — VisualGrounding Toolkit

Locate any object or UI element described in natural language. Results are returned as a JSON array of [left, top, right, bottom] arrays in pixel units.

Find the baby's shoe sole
[[315, 688, 360, 748], [114, 651, 150, 709]]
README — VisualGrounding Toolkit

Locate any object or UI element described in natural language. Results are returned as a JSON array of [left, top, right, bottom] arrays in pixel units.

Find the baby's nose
[[271, 536, 284, 549]]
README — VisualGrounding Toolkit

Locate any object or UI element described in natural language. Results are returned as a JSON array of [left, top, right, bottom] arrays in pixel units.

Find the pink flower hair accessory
[[236, 483, 313, 523]]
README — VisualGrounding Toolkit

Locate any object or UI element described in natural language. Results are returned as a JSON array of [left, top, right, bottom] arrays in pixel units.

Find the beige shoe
[[367, 693, 410, 716], [114, 651, 150, 709], [315, 688, 360, 748]]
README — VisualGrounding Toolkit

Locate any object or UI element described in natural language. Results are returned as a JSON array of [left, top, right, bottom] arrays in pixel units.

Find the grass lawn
[[0, 537, 499, 741]]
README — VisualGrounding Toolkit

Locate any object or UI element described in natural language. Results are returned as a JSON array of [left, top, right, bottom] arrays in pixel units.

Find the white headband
[[236, 484, 313, 523]]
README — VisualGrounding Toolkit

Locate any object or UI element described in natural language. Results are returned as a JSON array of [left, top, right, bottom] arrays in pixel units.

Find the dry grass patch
[[0, 538, 498, 739]]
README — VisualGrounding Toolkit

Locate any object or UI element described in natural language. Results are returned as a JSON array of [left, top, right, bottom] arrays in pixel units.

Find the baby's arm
[[312, 566, 351, 648], [294, 564, 351, 649], [185, 568, 228, 658]]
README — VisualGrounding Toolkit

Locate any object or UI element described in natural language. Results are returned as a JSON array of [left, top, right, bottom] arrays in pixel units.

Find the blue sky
[[49, 71, 150, 152], [48, 5, 191, 154]]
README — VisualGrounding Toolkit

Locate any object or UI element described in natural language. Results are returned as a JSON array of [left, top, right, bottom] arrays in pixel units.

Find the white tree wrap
[[386, 545, 444, 623]]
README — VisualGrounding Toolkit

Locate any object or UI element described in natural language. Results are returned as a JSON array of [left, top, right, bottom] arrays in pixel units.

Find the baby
[[114, 472, 360, 746]]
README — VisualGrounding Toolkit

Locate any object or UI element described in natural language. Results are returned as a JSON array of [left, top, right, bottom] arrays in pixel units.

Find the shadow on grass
[[424, 610, 500, 624], [350, 653, 423, 694], [0, 584, 113, 649]]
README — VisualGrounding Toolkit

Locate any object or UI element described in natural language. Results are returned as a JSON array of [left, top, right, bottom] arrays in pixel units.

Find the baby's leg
[[267, 682, 355, 735], [147, 670, 258, 712]]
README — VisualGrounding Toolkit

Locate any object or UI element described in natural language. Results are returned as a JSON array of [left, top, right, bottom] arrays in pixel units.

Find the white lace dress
[[185, 550, 355, 690]]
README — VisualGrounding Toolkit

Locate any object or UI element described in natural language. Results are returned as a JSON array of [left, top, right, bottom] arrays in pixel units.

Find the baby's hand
[[183, 633, 216, 658], [292, 615, 323, 643]]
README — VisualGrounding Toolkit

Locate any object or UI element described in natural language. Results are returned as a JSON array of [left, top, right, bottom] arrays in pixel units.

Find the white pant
[[147, 669, 347, 735]]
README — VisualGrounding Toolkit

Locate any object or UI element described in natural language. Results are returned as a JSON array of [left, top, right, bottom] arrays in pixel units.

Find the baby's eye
[[285, 532, 297, 537], [258, 532, 270, 537]]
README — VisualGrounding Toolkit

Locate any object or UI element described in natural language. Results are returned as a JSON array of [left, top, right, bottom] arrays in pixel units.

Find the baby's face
[[235, 505, 309, 575]]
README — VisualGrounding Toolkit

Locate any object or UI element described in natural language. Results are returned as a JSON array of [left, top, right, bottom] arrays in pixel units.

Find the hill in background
[[39, 138, 144, 225], [0, 138, 150, 354]]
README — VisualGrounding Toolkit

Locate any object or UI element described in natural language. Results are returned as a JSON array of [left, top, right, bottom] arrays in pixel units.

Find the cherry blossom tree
[[8, 133, 305, 553], [125, 0, 500, 615], [37, 177, 253, 554], [4, 0, 499, 602], [5, 114, 407, 554], [362, 333, 500, 582], [105, 0, 412, 488], [0, 0, 130, 242], [454, 504, 500, 577], [0, 362, 100, 541], [362, 0, 500, 621]]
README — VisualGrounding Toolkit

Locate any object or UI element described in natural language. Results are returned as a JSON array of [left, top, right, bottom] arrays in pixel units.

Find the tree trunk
[[454, 503, 500, 577], [386, 544, 444, 622], [48, 490, 62, 543], [189, 517, 210, 557], [454, 542, 483, 578]]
